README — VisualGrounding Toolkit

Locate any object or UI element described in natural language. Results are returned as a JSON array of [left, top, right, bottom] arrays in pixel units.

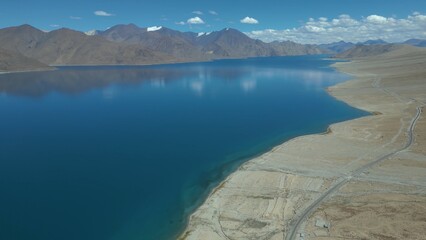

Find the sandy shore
[[180, 45, 426, 240], [0, 67, 55, 75]]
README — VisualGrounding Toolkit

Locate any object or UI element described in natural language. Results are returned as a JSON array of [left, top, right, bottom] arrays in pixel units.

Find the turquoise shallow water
[[0, 56, 367, 240]]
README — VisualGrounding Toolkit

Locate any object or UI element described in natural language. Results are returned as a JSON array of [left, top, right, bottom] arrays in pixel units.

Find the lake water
[[0, 56, 367, 240]]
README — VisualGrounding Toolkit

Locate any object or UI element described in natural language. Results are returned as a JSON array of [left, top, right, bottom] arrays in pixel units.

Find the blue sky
[[1, 0, 425, 43]]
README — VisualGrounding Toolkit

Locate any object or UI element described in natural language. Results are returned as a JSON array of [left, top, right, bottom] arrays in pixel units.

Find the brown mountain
[[0, 47, 52, 72], [99, 24, 206, 60], [269, 41, 323, 55], [98, 24, 146, 42], [334, 44, 404, 59], [195, 28, 273, 57], [0, 24, 325, 72], [196, 29, 324, 57], [99, 25, 325, 59], [0, 25, 175, 66], [0, 24, 45, 54]]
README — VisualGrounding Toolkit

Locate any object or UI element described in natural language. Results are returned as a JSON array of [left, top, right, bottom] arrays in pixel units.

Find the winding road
[[285, 77, 424, 240]]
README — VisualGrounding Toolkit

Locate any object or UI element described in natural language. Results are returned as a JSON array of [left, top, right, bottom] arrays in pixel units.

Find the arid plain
[[181, 45, 426, 240]]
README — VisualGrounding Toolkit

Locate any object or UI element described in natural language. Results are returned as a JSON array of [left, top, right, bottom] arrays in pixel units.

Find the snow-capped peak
[[85, 30, 99, 36], [197, 32, 212, 37], [147, 26, 162, 32]]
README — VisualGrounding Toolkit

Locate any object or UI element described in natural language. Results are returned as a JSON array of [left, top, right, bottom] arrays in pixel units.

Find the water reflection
[[0, 56, 367, 240], [0, 58, 346, 98], [252, 68, 346, 90], [241, 79, 257, 92], [101, 86, 116, 100], [0, 68, 190, 98], [189, 81, 204, 95]]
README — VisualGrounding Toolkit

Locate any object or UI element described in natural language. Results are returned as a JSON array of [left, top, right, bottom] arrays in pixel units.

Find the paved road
[[285, 105, 423, 240]]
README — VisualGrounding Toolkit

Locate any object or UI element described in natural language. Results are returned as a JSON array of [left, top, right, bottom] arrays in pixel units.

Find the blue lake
[[0, 56, 368, 240]]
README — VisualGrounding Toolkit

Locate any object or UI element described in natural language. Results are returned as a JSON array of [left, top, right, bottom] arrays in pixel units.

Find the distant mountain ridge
[[97, 24, 323, 59], [333, 44, 425, 60], [317, 38, 426, 54], [317, 39, 389, 53], [317, 41, 356, 54], [0, 24, 173, 67], [0, 24, 324, 72], [2, 23, 425, 72], [334, 44, 404, 59], [403, 39, 426, 47]]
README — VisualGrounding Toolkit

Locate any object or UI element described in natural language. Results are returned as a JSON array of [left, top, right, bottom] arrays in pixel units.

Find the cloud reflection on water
[[241, 79, 257, 92], [190, 81, 204, 95], [0, 59, 346, 98]]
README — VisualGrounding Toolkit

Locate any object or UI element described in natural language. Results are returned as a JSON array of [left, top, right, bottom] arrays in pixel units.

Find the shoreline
[[177, 62, 375, 240], [0, 54, 325, 75], [0, 58, 212, 75], [180, 46, 426, 239], [175, 119, 342, 240], [177, 60, 370, 240], [177, 122, 345, 240], [0, 67, 56, 75]]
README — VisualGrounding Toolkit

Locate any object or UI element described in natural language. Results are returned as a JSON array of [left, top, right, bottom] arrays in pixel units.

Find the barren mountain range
[[0, 47, 53, 72], [1, 24, 425, 72], [334, 44, 406, 59], [0, 24, 323, 72], [317, 38, 426, 53]]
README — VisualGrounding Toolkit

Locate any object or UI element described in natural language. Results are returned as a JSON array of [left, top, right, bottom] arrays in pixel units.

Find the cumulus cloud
[[241, 16, 259, 24], [209, 10, 218, 15], [246, 12, 426, 44], [192, 10, 203, 15], [94, 10, 114, 17], [366, 15, 388, 24], [187, 16, 205, 24]]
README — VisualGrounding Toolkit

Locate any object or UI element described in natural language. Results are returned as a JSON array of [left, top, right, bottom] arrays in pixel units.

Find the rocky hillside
[[0, 25, 174, 66], [334, 44, 404, 59], [99, 25, 324, 59], [0, 47, 52, 72], [0, 24, 326, 72]]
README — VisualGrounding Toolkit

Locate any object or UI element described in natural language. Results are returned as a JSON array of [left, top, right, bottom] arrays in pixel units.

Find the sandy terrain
[[180, 45, 426, 240]]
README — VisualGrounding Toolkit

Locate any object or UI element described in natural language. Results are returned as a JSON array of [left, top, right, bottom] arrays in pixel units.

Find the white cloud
[[175, 21, 186, 25], [187, 17, 205, 24], [241, 16, 259, 24], [209, 10, 218, 15], [192, 10, 203, 15], [70, 16, 82, 20], [304, 25, 325, 33], [246, 12, 426, 44], [49, 24, 60, 28], [366, 15, 388, 24], [94, 10, 114, 17]]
